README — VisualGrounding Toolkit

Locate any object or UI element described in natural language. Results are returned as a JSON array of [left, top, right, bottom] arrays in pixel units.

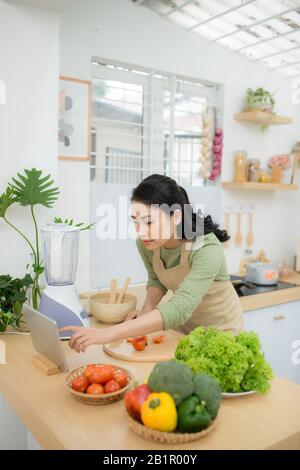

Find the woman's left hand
[[59, 326, 112, 353]]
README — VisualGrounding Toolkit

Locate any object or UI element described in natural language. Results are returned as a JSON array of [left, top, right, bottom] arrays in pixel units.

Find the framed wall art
[[58, 76, 91, 161]]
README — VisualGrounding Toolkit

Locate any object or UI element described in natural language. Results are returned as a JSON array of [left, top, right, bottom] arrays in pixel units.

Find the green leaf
[[9, 168, 59, 208], [53, 217, 95, 231], [33, 265, 44, 275], [0, 275, 13, 289], [0, 187, 17, 218]]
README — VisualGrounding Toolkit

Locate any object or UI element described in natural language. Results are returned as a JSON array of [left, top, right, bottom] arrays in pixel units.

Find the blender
[[39, 223, 89, 339]]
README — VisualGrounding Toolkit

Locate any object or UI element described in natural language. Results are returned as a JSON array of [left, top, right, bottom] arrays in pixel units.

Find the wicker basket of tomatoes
[[65, 363, 134, 405], [124, 360, 220, 444]]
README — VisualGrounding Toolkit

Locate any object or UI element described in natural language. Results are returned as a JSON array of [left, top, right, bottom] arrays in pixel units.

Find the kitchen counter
[[239, 272, 300, 312], [1, 324, 300, 450], [81, 272, 300, 314]]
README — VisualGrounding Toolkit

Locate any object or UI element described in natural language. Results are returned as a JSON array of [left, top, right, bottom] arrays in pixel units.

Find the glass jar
[[260, 169, 272, 183], [271, 165, 282, 184], [247, 159, 261, 182], [233, 150, 247, 183]]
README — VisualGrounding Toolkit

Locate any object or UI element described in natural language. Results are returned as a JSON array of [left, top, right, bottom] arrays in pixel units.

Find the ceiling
[[135, 0, 300, 78]]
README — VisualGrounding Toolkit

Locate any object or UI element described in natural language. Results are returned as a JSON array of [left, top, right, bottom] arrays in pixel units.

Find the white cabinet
[[244, 300, 300, 384], [244, 305, 276, 369], [273, 302, 300, 384]]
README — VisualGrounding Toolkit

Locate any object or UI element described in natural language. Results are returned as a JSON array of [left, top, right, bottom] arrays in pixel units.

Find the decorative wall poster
[[58, 76, 91, 161]]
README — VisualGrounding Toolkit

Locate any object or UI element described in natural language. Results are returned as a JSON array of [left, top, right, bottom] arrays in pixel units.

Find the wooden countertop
[[1, 325, 300, 450], [81, 272, 300, 315]]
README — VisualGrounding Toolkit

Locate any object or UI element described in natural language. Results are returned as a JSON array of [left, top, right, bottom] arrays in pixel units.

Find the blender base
[[39, 284, 89, 340]]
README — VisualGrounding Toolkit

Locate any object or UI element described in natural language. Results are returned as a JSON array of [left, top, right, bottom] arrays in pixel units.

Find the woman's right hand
[[125, 309, 147, 321]]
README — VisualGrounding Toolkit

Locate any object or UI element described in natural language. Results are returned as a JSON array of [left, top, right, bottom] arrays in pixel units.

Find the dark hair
[[131, 174, 230, 243]]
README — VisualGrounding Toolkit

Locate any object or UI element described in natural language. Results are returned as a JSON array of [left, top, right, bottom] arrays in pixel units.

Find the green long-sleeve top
[[136, 232, 229, 330]]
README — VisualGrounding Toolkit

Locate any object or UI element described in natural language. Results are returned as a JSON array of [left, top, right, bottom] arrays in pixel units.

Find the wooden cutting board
[[103, 330, 184, 363]]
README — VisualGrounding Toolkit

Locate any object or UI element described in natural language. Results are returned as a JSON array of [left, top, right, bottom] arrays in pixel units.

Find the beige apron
[[153, 240, 243, 335]]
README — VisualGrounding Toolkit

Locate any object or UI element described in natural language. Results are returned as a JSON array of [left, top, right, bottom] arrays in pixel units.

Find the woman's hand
[[125, 309, 147, 321], [59, 326, 112, 353]]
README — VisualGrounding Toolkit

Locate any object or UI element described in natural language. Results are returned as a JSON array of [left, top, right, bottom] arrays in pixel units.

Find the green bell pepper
[[177, 396, 211, 433]]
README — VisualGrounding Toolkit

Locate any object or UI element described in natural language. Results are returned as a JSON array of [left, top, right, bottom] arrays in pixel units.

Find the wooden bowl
[[90, 292, 137, 324], [126, 413, 218, 444], [65, 364, 134, 405]]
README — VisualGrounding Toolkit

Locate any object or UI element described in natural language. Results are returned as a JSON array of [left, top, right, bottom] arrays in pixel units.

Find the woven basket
[[65, 364, 134, 405], [127, 413, 218, 444]]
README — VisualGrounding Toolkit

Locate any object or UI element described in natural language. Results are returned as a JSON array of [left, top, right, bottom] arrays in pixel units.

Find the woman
[[61, 174, 243, 352]]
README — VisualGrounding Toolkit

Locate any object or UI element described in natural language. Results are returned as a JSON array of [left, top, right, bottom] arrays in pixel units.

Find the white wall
[[3, 0, 300, 285], [0, 0, 59, 451], [0, 0, 59, 277], [45, 0, 300, 284]]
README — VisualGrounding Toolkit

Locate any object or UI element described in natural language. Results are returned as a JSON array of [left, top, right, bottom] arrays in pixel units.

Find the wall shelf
[[235, 111, 292, 126], [222, 182, 298, 191]]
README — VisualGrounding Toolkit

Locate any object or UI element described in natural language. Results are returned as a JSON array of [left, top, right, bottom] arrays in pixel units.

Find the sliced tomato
[[152, 334, 165, 344], [132, 340, 146, 351], [127, 335, 148, 345]]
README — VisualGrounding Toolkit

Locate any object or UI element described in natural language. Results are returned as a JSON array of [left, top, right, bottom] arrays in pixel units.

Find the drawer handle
[[273, 315, 285, 321]]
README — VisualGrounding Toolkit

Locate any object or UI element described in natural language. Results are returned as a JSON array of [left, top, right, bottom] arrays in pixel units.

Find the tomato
[[152, 334, 165, 344], [71, 375, 89, 393], [132, 340, 146, 351], [86, 383, 104, 395], [134, 336, 148, 344], [104, 379, 121, 394], [112, 369, 127, 388], [83, 364, 96, 382], [128, 336, 147, 344], [89, 365, 114, 384], [124, 384, 151, 421]]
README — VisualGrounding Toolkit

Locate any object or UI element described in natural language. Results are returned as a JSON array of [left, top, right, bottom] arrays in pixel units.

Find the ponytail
[[178, 186, 230, 243]]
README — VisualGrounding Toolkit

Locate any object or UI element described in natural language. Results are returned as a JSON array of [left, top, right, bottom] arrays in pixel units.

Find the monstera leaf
[[9, 168, 59, 208], [0, 187, 17, 218]]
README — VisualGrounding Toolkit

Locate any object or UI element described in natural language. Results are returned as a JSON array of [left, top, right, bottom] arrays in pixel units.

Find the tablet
[[23, 305, 68, 373]]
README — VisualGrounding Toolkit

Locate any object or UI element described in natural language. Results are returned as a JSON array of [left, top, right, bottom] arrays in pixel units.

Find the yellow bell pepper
[[141, 392, 177, 432]]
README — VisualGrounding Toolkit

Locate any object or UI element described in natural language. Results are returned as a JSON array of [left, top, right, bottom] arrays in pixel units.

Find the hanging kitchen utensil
[[116, 276, 131, 304], [246, 212, 254, 247], [235, 212, 242, 246]]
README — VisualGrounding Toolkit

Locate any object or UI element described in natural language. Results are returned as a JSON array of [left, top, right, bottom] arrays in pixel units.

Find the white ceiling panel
[[139, 0, 300, 76]]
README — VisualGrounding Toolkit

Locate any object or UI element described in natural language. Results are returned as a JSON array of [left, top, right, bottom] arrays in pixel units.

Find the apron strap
[[180, 240, 192, 266]]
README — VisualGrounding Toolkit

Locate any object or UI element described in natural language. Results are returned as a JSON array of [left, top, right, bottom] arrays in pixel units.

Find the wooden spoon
[[108, 278, 118, 304], [247, 212, 254, 247], [116, 276, 131, 304], [235, 212, 242, 246]]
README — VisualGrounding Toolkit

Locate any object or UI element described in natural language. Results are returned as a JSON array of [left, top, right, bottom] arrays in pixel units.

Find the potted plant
[[244, 87, 275, 113], [0, 274, 33, 332], [0, 168, 59, 309]]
